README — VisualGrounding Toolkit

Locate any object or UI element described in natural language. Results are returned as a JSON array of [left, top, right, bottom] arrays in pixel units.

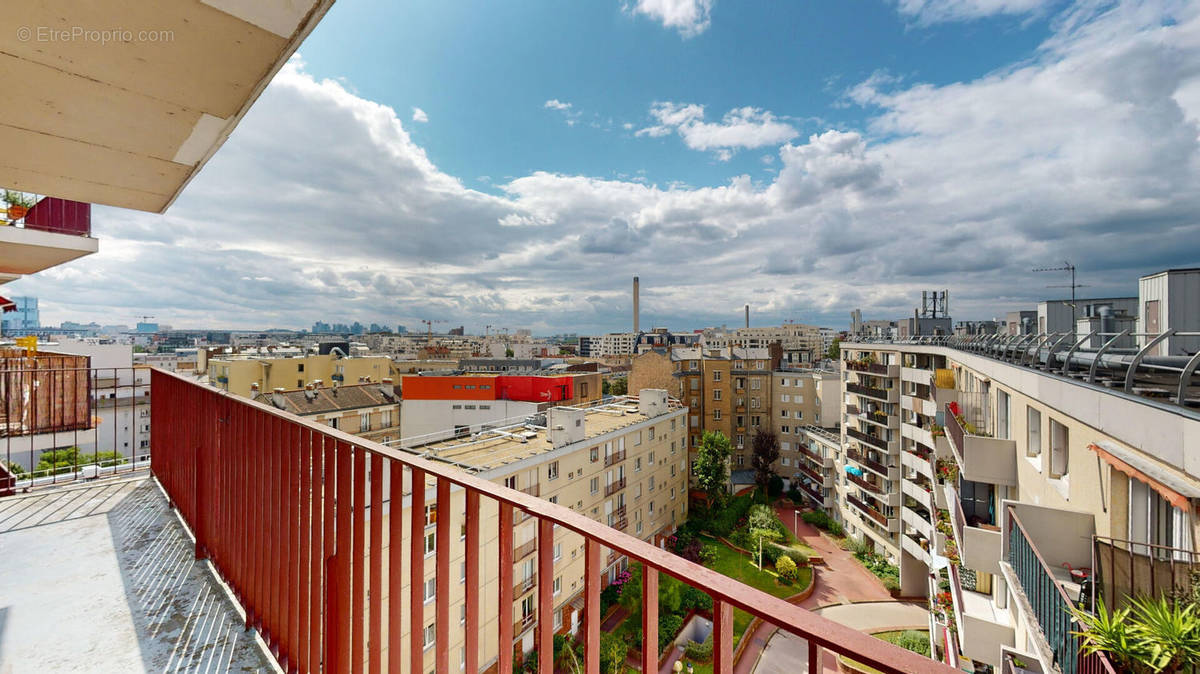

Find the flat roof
[[407, 397, 682, 472]]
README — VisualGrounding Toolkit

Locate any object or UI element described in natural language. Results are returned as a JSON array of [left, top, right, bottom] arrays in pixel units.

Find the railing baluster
[[299, 426, 313, 674], [464, 489, 480, 673], [335, 441, 354, 674], [584, 539, 600, 674], [323, 436, 337, 671], [368, 454, 383, 674], [713, 599, 732, 674], [642, 566, 658, 674], [537, 517, 554, 674], [435, 477, 451, 673], [409, 467, 426, 674], [497, 502, 514, 674], [287, 421, 301, 671], [388, 459, 404, 674], [352, 448, 366, 673]]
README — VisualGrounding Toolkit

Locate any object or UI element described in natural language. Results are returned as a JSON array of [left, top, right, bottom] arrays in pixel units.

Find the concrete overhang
[[0, 0, 335, 213], [0, 225, 99, 280]]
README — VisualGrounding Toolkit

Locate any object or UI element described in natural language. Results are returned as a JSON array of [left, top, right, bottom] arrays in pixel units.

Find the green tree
[[600, 632, 628, 674], [505, 347, 515, 357], [610, 377, 628, 396], [602, 379, 611, 395], [35, 447, 126, 476], [693, 431, 732, 509], [826, 337, 841, 360], [750, 429, 780, 494], [1070, 596, 1200, 674], [2, 459, 25, 477]]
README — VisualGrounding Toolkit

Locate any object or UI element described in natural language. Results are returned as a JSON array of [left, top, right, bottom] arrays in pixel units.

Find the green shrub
[[681, 586, 714, 611], [684, 635, 713, 662], [658, 613, 684, 651], [783, 548, 809, 566], [768, 474, 784, 498], [760, 543, 782, 566], [826, 519, 844, 536], [600, 584, 619, 615], [883, 576, 901, 593], [600, 632, 628, 674], [729, 529, 752, 550], [896, 631, 930, 657], [775, 554, 799, 582], [698, 544, 719, 567]]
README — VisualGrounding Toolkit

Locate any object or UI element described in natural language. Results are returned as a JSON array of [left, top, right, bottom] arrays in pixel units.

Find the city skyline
[[5, 0, 1198, 333]]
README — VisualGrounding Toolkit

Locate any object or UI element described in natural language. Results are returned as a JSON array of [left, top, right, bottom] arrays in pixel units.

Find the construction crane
[[138, 315, 155, 323], [1033, 261, 1090, 339], [485, 324, 493, 337], [421, 319, 446, 338]]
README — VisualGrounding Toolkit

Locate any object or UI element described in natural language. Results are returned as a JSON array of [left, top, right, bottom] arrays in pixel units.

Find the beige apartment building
[[253, 381, 401, 445], [374, 391, 689, 672], [771, 368, 839, 491], [833, 340, 1200, 671], [207, 353, 394, 398]]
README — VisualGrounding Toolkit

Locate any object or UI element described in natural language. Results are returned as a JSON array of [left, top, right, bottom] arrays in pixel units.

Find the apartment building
[[579, 332, 639, 358], [703, 324, 823, 367], [254, 381, 400, 444], [384, 391, 688, 671], [398, 372, 602, 443], [206, 353, 394, 398], [835, 338, 1200, 672], [772, 368, 839, 487]]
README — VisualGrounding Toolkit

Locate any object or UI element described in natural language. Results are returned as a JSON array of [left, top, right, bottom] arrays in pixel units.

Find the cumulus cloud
[[17, 3, 1200, 333], [638, 102, 798, 157], [544, 99, 573, 111], [411, 107, 428, 123], [628, 0, 714, 38]]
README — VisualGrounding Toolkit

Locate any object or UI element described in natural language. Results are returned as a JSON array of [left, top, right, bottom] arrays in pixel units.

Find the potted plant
[[4, 190, 34, 222]]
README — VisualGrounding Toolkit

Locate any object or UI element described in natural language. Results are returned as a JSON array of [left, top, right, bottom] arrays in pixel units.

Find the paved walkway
[[0, 478, 275, 673], [730, 503, 908, 674]]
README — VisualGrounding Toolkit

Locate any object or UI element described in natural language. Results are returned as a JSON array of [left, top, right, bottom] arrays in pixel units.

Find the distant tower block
[[633, 276, 640, 333], [745, 304, 749, 329]]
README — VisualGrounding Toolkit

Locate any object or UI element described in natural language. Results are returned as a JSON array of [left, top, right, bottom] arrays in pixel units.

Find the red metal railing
[[604, 477, 626, 496], [846, 447, 891, 477], [603, 449, 626, 467], [150, 368, 956, 674], [847, 494, 889, 527]]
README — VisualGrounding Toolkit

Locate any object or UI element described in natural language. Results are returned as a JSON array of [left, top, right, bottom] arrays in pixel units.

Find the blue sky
[[298, 1, 1053, 193], [14, 1, 1200, 334]]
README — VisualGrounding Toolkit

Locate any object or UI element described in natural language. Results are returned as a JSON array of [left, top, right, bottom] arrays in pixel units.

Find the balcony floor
[[0, 477, 274, 673]]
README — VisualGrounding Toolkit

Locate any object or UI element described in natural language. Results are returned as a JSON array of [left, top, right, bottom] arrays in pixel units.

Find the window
[[1128, 479, 1194, 557], [553, 576, 562, 596], [554, 543, 562, 561], [751, 415, 760, 426], [425, 531, 436, 555], [425, 503, 437, 527], [381, 409, 392, 427], [504, 476, 518, 489], [424, 578, 435, 603], [634, 430, 642, 446], [781, 425, 789, 434], [751, 378, 761, 390], [590, 447, 599, 462], [997, 390, 1011, 440], [782, 394, 790, 403], [298, 364, 305, 373], [794, 411, 802, 420], [548, 461, 559, 480], [554, 609, 563, 630], [713, 409, 721, 420], [690, 378, 699, 391], [635, 457, 642, 472], [713, 389, 722, 401], [713, 371, 722, 382], [648, 427, 655, 440], [690, 360, 698, 370], [648, 451, 655, 465], [671, 465, 676, 477], [1026, 407, 1042, 459], [736, 434, 744, 447], [671, 441, 676, 455], [329, 417, 339, 430], [423, 624, 435, 650], [461, 562, 466, 582], [780, 409, 788, 417], [1050, 418, 1069, 478], [649, 477, 655, 492], [590, 477, 599, 493], [690, 415, 698, 428], [649, 501, 655, 514]]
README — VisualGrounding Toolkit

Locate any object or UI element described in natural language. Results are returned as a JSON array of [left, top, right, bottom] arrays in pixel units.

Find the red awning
[[0, 296, 16, 313], [1088, 442, 1200, 512]]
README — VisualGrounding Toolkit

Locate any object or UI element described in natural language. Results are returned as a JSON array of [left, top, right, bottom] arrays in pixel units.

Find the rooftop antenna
[[1033, 261, 1089, 340]]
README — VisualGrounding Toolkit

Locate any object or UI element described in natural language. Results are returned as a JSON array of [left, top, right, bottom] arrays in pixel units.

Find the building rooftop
[[407, 396, 682, 472], [255, 382, 397, 415], [0, 477, 273, 672]]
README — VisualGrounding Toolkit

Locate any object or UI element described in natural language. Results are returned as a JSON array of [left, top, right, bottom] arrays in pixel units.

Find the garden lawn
[[700, 536, 812, 647]]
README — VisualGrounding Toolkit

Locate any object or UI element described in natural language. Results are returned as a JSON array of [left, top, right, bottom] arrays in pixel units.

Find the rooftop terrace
[[0, 477, 274, 673]]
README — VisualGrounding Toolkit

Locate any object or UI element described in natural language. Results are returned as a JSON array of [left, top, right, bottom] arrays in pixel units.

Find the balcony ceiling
[[0, 225, 99, 280], [0, 0, 334, 213]]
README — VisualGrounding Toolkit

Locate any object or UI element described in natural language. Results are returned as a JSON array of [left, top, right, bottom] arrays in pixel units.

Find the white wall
[[399, 399, 540, 444]]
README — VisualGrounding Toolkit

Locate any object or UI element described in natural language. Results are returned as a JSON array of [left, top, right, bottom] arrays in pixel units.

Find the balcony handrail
[[847, 494, 889, 527], [847, 381, 890, 400], [1007, 506, 1116, 674], [846, 447, 892, 477], [848, 427, 889, 451], [149, 367, 956, 674]]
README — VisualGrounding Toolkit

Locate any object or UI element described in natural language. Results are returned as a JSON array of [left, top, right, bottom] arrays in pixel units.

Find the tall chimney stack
[[633, 276, 640, 333], [745, 304, 749, 329]]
